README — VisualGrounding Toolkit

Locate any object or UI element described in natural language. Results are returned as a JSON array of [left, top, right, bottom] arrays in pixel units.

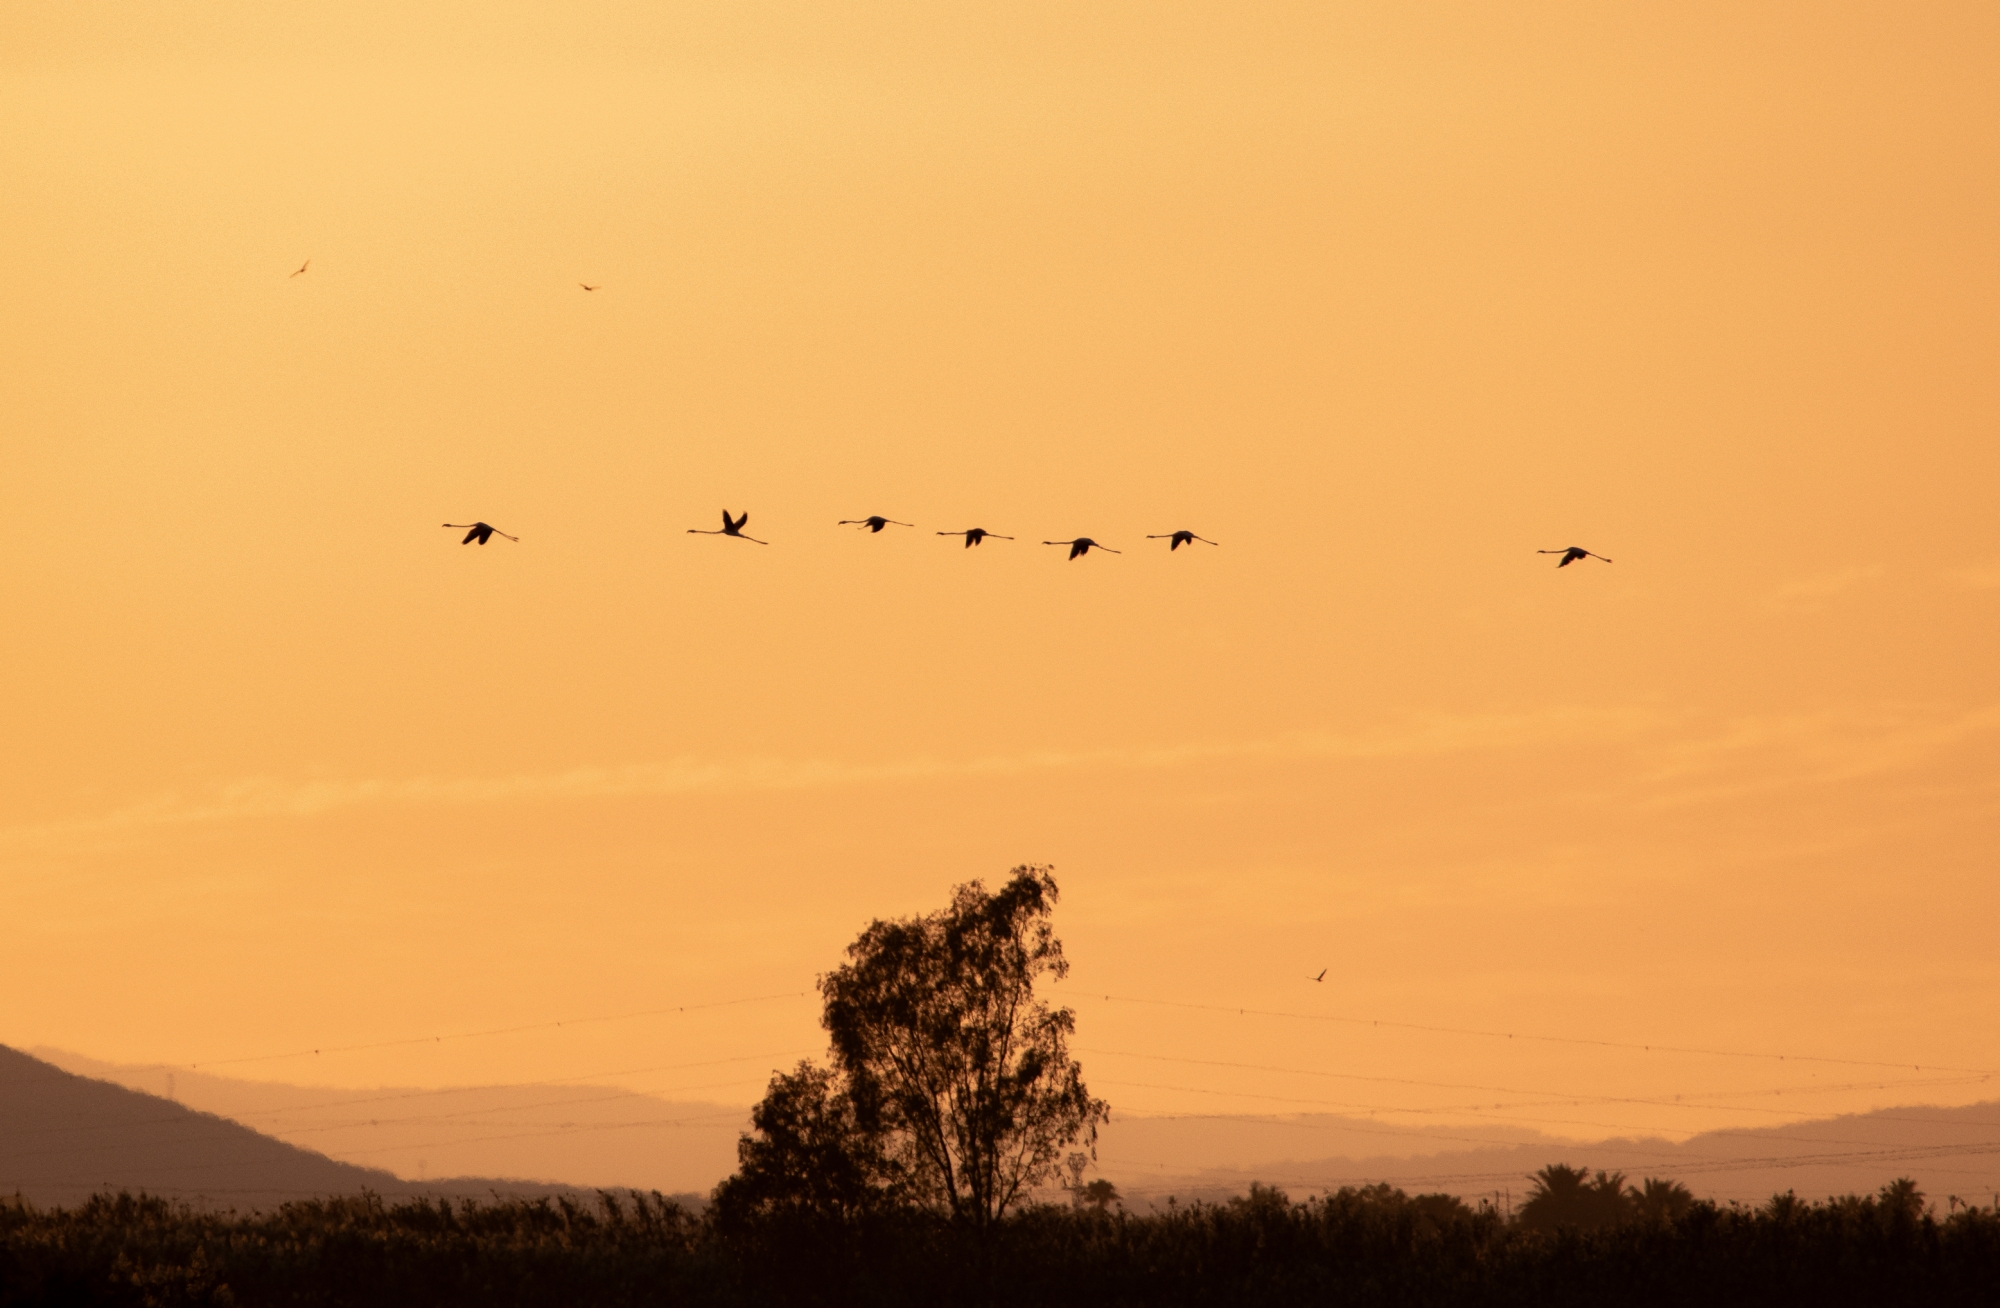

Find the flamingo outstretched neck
[[443, 522, 518, 545], [840, 516, 913, 533], [1539, 547, 1611, 567], [1044, 537, 1119, 560], [1148, 530, 1218, 551], [938, 528, 1013, 548]]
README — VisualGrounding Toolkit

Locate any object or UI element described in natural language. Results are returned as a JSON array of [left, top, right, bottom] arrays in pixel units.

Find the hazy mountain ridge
[[32, 1046, 748, 1196], [0, 1045, 695, 1209], [1107, 1101, 2000, 1209]]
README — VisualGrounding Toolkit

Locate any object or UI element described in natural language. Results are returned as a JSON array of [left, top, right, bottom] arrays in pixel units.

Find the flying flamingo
[[443, 522, 518, 545], [688, 509, 768, 544], [937, 528, 1013, 548], [840, 516, 912, 533], [580, 283, 600, 291], [1310, 969, 1327, 983], [289, 259, 310, 278], [1044, 537, 1119, 560], [1539, 547, 1612, 567], [1148, 530, 1219, 551]]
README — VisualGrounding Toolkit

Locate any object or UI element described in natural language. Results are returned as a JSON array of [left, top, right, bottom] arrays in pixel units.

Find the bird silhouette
[[1310, 968, 1327, 983], [937, 528, 1013, 548], [840, 516, 913, 533], [289, 259, 310, 278], [1148, 530, 1218, 551], [444, 522, 517, 545], [688, 509, 767, 544], [580, 283, 600, 291], [1044, 537, 1119, 560], [1539, 547, 1612, 567]]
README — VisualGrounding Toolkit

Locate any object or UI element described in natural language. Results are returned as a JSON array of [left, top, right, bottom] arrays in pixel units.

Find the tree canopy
[[718, 865, 1109, 1228]]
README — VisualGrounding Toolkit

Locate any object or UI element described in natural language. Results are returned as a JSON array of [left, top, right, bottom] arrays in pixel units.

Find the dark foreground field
[[4, 1184, 1997, 1308]]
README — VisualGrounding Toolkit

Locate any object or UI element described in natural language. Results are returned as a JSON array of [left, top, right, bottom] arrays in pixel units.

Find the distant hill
[[33, 1047, 748, 1197], [1099, 1102, 2000, 1209], [0, 1045, 663, 1209]]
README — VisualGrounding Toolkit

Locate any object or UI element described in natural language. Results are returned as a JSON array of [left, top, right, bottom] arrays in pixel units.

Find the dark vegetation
[[6, 868, 1997, 1304], [5, 1179, 1998, 1307]]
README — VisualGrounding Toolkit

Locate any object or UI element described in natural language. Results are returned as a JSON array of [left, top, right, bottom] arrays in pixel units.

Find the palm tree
[[1629, 1177, 1694, 1225], [1519, 1165, 1633, 1232]]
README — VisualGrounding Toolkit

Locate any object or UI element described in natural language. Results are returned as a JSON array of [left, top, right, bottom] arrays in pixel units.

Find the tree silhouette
[[711, 1061, 903, 1222], [1518, 1165, 1633, 1232], [1878, 1177, 1927, 1227], [1078, 1179, 1121, 1213], [723, 866, 1108, 1230], [1630, 1176, 1694, 1225], [820, 864, 1108, 1229]]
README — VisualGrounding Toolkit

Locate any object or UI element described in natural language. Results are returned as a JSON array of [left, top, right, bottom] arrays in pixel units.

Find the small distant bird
[[444, 522, 517, 545], [1148, 530, 1218, 551], [1044, 537, 1119, 560], [840, 516, 912, 533], [688, 509, 767, 544], [937, 528, 1013, 548], [289, 259, 310, 278], [1311, 968, 1327, 983], [580, 283, 600, 291], [1540, 547, 1612, 567]]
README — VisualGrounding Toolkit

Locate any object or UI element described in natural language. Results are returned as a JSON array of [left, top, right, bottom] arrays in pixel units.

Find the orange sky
[[3, 1, 1998, 1168]]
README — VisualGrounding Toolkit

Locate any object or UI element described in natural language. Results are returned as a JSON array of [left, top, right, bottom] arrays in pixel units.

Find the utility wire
[[1080, 1047, 2000, 1128], [1080, 994, 1999, 1077]]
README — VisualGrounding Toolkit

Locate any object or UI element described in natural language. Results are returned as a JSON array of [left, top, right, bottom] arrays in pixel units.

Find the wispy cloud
[[1635, 703, 2000, 809], [8, 701, 1993, 854], [0, 708, 1657, 852], [1768, 565, 1885, 613]]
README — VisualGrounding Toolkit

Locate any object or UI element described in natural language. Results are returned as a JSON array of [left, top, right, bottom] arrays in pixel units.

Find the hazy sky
[[4, 1, 1997, 1166]]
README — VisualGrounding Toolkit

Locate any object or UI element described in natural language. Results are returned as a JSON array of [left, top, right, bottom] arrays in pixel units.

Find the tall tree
[[819, 864, 1109, 1228]]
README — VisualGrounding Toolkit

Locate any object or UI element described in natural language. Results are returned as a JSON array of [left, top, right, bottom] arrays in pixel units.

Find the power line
[[0, 1052, 803, 1143], [0, 988, 815, 1091], [226, 1049, 816, 1122], [268, 1081, 767, 1138], [0, 1107, 754, 1167], [1080, 994, 2000, 1077], [1079, 1046, 2000, 1128], [326, 1112, 753, 1161], [183, 990, 813, 1071], [1093, 1079, 2000, 1157]]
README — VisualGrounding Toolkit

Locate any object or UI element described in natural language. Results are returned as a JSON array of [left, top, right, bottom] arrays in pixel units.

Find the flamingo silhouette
[[1148, 530, 1218, 551], [1310, 969, 1327, 983], [937, 528, 1013, 548], [444, 522, 518, 545], [289, 259, 310, 278], [840, 516, 912, 533], [1539, 547, 1612, 567], [580, 283, 600, 291], [1044, 537, 1119, 560], [688, 509, 767, 544]]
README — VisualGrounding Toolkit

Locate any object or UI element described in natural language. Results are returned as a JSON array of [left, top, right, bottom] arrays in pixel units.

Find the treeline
[[4, 1178, 1999, 1307]]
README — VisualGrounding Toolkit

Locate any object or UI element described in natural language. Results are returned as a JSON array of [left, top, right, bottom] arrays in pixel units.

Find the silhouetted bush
[[4, 1178, 1998, 1307]]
